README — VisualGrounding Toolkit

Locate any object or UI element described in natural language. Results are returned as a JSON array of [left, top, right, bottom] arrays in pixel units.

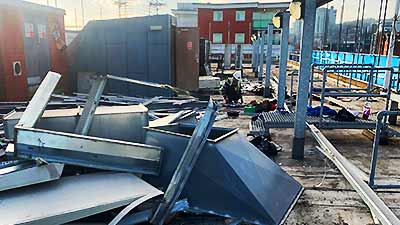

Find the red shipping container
[[0, 1, 66, 101]]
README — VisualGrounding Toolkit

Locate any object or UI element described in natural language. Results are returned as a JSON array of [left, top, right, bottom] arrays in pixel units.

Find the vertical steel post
[[252, 39, 256, 71], [278, 13, 290, 108], [384, 0, 400, 89], [224, 44, 231, 70], [369, 112, 383, 187], [309, 65, 315, 106], [290, 71, 295, 111], [319, 69, 328, 128], [254, 38, 259, 76], [264, 24, 274, 97], [259, 32, 265, 83], [292, 0, 317, 159]]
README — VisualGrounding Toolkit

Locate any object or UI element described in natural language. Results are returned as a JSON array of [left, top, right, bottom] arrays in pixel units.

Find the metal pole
[[259, 32, 265, 83], [292, 0, 317, 159], [252, 38, 256, 71], [254, 37, 260, 76], [264, 24, 274, 97], [224, 44, 231, 70], [384, 0, 400, 89], [369, 111, 385, 187], [81, 0, 85, 27], [278, 13, 290, 108]]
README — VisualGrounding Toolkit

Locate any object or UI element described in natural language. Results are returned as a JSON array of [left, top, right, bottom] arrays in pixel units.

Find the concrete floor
[[213, 65, 400, 225]]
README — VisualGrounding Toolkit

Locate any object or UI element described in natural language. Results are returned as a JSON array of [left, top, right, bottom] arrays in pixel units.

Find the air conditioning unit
[[13, 61, 22, 76]]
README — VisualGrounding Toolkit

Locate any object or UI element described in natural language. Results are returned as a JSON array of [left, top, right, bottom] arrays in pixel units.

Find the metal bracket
[[74, 75, 107, 135]]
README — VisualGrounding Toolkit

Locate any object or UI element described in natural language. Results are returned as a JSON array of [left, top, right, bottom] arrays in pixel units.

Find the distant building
[[314, 6, 337, 49], [172, 2, 290, 56], [194, 2, 289, 45], [171, 3, 198, 28], [290, 20, 303, 50]]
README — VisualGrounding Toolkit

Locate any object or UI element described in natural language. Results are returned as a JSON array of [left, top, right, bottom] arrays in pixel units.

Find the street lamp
[[289, 0, 304, 20], [272, 11, 291, 28]]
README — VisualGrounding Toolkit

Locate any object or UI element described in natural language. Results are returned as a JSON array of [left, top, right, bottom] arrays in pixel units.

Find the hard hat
[[233, 71, 242, 80]]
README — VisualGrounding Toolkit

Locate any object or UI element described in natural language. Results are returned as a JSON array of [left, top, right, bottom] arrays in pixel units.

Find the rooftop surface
[[212, 65, 400, 224]]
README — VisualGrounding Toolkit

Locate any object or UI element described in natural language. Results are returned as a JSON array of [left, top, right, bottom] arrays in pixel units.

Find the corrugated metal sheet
[[70, 15, 176, 97]]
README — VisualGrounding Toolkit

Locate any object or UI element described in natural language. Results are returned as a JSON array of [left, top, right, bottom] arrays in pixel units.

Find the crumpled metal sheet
[[144, 124, 303, 225], [1, 173, 162, 225], [0, 158, 64, 192]]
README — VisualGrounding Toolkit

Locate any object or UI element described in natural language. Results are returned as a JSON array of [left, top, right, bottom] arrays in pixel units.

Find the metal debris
[[151, 99, 219, 225], [1, 173, 162, 225], [309, 124, 400, 225], [0, 72, 303, 224], [144, 124, 303, 225]]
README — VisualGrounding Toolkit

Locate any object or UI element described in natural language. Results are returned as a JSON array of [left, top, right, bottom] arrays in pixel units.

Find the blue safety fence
[[311, 51, 400, 92], [289, 51, 400, 92]]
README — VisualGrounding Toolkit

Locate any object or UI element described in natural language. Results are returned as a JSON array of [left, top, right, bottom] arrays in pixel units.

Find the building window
[[213, 33, 223, 43], [235, 33, 245, 44], [236, 11, 245, 21], [252, 12, 274, 30], [213, 11, 223, 21]]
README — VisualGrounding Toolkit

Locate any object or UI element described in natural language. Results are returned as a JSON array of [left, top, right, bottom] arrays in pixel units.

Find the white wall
[[176, 13, 197, 28], [210, 44, 292, 58]]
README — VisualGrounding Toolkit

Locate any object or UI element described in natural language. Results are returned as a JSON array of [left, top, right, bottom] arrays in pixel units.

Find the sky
[[26, 0, 398, 29]]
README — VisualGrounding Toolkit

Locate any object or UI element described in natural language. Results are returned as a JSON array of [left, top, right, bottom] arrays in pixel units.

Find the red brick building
[[195, 2, 290, 45]]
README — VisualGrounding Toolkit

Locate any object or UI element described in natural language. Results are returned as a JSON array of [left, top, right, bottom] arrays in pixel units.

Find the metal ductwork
[[144, 124, 303, 225]]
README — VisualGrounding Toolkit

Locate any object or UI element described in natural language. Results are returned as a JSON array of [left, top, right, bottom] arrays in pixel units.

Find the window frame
[[213, 32, 223, 44], [213, 10, 223, 22], [236, 10, 246, 22], [235, 33, 245, 44]]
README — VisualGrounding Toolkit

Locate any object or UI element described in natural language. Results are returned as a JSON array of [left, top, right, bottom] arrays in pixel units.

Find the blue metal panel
[[73, 15, 175, 97], [23, 13, 50, 86]]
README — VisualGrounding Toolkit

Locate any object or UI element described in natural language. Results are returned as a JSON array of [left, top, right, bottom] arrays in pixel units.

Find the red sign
[[24, 23, 35, 38], [187, 41, 193, 50]]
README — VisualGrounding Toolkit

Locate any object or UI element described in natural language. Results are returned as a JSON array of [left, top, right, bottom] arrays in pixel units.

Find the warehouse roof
[[0, 0, 65, 15]]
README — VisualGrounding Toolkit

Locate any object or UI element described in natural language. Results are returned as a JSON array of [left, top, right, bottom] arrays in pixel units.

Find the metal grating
[[250, 112, 377, 130]]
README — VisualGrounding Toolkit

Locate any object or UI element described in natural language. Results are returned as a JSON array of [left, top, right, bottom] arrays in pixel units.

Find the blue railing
[[289, 51, 400, 92]]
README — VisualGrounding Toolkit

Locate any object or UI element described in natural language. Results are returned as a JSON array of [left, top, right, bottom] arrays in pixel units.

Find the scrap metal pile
[[0, 71, 303, 225]]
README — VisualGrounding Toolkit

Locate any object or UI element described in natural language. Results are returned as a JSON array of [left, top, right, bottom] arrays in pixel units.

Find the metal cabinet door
[[23, 13, 50, 87], [175, 28, 199, 91]]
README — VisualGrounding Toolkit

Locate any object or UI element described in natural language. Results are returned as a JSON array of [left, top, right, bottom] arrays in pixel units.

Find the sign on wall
[[37, 24, 47, 39], [24, 23, 35, 38]]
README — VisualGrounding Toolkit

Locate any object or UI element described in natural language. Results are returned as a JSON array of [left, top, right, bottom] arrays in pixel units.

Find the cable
[[373, 0, 385, 55], [357, 0, 366, 53], [377, 0, 389, 63], [336, 0, 345, 53], [351, 0, 362, 66]]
